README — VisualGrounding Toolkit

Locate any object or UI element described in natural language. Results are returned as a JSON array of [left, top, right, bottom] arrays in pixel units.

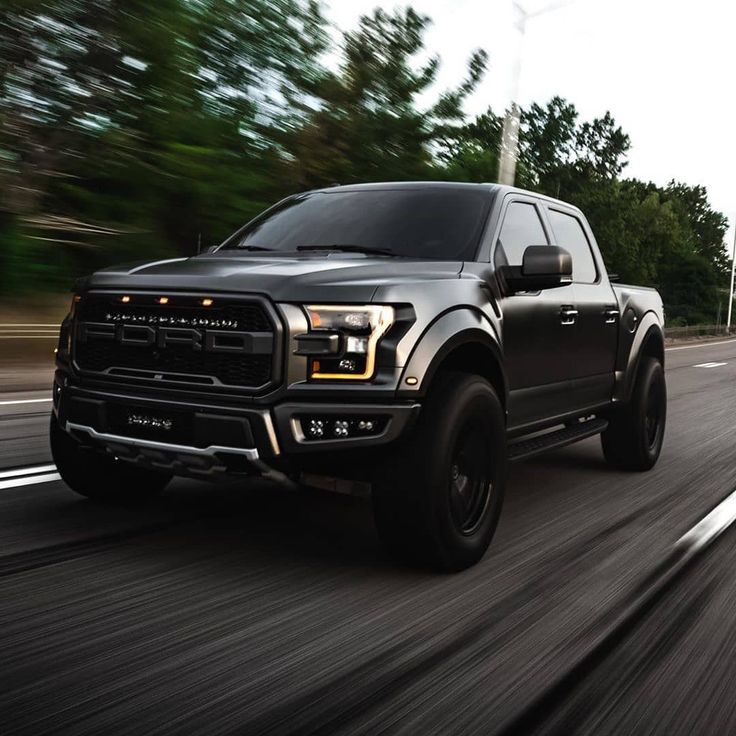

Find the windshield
[[222, 188, 492, 260]]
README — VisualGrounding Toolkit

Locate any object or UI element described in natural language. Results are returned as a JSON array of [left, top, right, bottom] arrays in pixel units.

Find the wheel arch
[[398, 309, 508, 412], [616, 315, 665, 404], [640, 325, 665, 366]]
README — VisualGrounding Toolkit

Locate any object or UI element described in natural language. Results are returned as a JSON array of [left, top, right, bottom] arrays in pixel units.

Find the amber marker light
[[201, 298, 214, 307], [121, 295, 131, 303], [158, 296, 169, 305], [307, 309, 322, 328]]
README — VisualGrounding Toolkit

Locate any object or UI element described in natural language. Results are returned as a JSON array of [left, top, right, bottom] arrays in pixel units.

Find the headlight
[[304, 305, 394, 380]]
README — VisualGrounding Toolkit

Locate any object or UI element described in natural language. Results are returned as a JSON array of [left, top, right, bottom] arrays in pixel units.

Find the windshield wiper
[[296, 244, 398, 257], [235, 244, 274, 251]]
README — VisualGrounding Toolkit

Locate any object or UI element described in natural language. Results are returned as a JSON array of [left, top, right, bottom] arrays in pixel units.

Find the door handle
[[560, 306, 578, 326], [604, 307, 619, 324]]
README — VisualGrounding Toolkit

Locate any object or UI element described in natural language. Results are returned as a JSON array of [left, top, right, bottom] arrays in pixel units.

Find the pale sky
[[326, 0, 736, 246]]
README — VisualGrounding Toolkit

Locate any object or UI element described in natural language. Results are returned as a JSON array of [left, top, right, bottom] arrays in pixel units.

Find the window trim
[[545, 206, 601, 285], [490, 195, 552, 270]]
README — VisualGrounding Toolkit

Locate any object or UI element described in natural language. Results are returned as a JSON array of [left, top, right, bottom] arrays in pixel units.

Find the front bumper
[[54, 374, 420, 478]]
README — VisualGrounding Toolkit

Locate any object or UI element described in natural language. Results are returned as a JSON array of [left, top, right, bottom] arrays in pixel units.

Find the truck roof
[[306, 181, 578, 212], [310, 181, 498, 192]]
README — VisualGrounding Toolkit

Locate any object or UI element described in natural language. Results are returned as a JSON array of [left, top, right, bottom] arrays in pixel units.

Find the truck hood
[[85, 252, 463, 302]]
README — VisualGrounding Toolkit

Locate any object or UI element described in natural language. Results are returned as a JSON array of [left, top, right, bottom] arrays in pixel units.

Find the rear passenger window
[[548, 210, 597, 283], [496, 202, 548, 266]]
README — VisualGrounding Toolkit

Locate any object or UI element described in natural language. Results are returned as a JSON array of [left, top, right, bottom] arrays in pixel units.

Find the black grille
[[78, 297, 271, 332], [74, 294, 276, 390]]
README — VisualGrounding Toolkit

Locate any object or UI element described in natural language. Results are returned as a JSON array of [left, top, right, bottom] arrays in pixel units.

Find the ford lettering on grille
[[77, 322, 272, 355]]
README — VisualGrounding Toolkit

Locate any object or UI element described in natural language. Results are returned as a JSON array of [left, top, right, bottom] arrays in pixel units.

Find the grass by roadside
[[664, 324, 731, 344], [664, 334, 736, 346]]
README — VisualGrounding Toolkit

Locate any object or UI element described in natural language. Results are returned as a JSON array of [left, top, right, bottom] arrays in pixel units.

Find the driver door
[[495, 197, 578, 431]]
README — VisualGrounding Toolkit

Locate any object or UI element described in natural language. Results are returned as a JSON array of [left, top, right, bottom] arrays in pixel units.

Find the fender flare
[[616, 311, 664, 403], [397, 308, 507, 406]]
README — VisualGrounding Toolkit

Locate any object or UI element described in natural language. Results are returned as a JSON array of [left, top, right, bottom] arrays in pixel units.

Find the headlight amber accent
[[305, 305, 394, 380]]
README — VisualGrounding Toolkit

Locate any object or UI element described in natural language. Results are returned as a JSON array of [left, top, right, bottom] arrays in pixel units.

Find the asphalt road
[[3, 339, 736, 734]]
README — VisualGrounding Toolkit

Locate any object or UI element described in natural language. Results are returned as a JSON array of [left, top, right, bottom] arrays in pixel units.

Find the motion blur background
[[0, 0, 733, 329], [6, 6, 736, 734]]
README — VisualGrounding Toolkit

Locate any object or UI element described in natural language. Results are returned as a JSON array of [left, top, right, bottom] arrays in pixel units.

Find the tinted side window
[[548, 210, 597, 283], [496, 202, 548, 266]]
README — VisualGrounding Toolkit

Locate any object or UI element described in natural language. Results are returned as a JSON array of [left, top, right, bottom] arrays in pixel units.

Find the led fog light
[[299, 416, 388, 442]]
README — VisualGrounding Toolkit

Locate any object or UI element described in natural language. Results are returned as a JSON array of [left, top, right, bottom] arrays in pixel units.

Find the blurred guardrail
[[665, 324, 731, 340], [0, 324, 59, 340]]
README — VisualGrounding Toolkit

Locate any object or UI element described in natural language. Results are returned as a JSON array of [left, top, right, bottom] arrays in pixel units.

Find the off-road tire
[[601, 356, 666, 471], [372, 371, 507, 572]]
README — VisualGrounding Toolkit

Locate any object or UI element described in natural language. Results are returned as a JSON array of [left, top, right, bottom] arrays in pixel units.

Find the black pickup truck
[[51, 182, 666, 570]]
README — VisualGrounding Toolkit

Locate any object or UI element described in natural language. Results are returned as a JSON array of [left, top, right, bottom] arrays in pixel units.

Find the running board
[[508, 418, 608, 462]]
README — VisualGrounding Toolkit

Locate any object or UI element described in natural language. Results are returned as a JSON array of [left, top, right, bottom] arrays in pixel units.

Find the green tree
[[0, 2, 730, 326], [439, 96, 728, 322], [663, 182, 730, 280], [439, 109, 503, 182], [285, 7, 487, 189], [0, 0, 330, 290]]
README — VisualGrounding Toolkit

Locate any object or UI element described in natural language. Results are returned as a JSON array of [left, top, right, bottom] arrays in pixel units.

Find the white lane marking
[[0, 398, 52, 406], [677, 487, 736, 556], [0, 464, 57, 480], [0, 472, 61, 490], [693, 362, 727, 368], [667, 338, 736, 352]]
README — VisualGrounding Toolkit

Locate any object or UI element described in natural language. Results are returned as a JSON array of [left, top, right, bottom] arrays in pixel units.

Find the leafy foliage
[[0, 2, 730, 324], [441, 96, 729, 322], [284, 7, 487, 189]]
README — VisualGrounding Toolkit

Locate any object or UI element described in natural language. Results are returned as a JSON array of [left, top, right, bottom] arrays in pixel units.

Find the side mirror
[[499, 245, 573, 293]]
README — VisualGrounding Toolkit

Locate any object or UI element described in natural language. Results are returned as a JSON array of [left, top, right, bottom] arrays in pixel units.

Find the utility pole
[[727, 225, 736, 333], [497, 1, 573, 186], [498, 2, 526, 186]]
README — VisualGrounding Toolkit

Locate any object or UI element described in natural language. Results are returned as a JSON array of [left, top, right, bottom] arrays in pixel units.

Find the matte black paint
[[59, 182, 665, 470]]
